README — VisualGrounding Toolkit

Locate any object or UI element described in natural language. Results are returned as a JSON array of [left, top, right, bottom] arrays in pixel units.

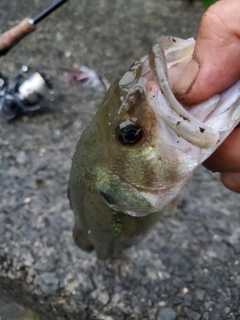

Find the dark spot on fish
[[99, 191, 115, 205], [88, 186, 96, 194], [177, 141, 179, 143], [176, 121, 180, 126], [199, 127, 205, 133], [173, 38, 176, 42], [180, 114, 190, 122]]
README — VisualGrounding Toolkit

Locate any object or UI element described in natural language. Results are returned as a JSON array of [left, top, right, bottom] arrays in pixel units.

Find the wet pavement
[[0, 0, 240, 319]]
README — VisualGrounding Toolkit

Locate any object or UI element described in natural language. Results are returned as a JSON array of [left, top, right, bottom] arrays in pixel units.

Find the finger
[[172, 0, 240, 104], [220, 172, 240, 193], [203, 127, 240, 172]]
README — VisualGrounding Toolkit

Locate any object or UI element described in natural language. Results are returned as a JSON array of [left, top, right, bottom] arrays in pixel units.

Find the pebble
[[195, 289, 205, 301], [157, 307, 177, 320], [189, 311, 201, 320], [202, 311, 209, 320], [15, 151, 27, 165], [97, 291, 110, 305], [22, 252, 34, 267], [224, 307, 231, 314], [182, 287, 188, 294], [35, 272, 59, 295]]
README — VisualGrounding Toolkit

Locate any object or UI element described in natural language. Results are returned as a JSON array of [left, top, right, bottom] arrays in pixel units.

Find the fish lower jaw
[[122, 183, 187, 217], [140, 185, 184, 210], [123, 210, 152, 217]]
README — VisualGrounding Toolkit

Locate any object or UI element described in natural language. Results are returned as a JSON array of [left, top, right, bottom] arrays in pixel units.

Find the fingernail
[[172, 58, 200, 96]]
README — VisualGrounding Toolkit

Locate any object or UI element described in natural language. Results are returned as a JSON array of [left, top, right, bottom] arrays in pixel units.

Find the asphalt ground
[[0, 1, 240, 319]]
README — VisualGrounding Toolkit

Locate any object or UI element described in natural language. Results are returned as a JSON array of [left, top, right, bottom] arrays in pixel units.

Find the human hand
[[172, 0, 240, 193]]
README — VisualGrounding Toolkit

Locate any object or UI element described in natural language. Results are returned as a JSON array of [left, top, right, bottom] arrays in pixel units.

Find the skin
[[172, 0, 240, 193]]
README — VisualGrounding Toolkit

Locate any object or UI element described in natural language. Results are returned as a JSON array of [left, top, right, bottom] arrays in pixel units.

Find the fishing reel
[[0, 66, 52, 120]]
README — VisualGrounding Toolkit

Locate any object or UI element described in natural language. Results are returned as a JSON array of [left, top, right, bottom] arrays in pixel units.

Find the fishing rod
[[0, 0, 70, 119], [0, 0, 69, 56]]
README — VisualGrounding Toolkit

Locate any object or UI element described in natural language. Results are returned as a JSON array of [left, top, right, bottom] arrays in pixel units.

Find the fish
[[68, 36, 240, 259]]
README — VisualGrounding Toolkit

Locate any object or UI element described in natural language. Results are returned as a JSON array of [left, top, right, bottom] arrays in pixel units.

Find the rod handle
[[0, 18, 35, 56]]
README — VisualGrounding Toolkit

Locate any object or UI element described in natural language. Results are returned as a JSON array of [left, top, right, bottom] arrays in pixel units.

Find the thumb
[[172, 0, 240, 104]]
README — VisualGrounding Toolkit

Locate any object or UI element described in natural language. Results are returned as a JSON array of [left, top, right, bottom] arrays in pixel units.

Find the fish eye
[[115, 123, 143, 146]]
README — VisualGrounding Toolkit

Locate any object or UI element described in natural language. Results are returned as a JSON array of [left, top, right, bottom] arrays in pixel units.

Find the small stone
[[65, 51, 71, 57], [111, 293, 121, 305], [36, 272, 59, 295], [23, 197, 32, 204], [183, 293, 192, 307], [182, 287, 188, 294], [189, 311, 201, 320], [224, 307, 231, 314], [98, 291, 110, 305], [195, 289, 205, 301], [22, 252, 34, 267], [202, 311, 209, 320], [16, 151, 27, 165], [157, 307, 177, 320], [52, 130, 62, 142], [39, 148, 46, 157]]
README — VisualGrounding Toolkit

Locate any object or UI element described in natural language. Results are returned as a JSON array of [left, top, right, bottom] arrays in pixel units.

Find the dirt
[[0, 0, 240, 320]]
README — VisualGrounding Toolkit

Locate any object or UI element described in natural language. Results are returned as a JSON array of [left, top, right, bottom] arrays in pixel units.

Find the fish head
[[92, 55, 199, 216]]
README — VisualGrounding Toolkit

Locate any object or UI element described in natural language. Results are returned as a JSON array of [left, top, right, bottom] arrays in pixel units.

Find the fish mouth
[[146, 36, 240, 150], [146, 36, 220, 149]]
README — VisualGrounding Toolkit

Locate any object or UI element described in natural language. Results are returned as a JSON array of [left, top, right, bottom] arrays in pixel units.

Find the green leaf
[[200, 0, 217, 9]]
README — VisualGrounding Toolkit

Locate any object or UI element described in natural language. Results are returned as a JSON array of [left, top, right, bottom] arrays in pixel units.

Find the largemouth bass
[[68, 36, 240, 259]]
